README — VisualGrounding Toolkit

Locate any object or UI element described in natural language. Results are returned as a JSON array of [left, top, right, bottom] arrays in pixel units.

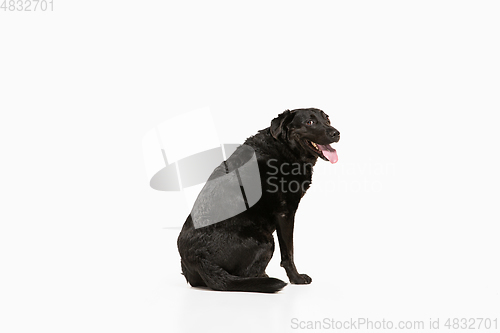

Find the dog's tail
[[193, 259, 287, 293], [224, 276, 287, 293]]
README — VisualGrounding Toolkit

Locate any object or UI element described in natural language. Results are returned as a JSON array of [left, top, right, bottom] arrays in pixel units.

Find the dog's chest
[[261, 160, 313, 200]]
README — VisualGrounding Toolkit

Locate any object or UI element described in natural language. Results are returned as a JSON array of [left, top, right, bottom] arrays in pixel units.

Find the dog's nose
[[327, 129, 340, 138]]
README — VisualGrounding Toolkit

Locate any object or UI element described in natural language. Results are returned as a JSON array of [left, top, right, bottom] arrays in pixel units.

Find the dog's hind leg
[[239, 238, 274, 278]]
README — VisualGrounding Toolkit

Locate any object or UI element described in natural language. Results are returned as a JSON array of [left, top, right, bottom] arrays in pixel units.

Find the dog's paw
[[290, 274, 312, 284]]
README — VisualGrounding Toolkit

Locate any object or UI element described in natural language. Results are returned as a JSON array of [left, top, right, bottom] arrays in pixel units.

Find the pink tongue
[[318, 144, 338, 164]]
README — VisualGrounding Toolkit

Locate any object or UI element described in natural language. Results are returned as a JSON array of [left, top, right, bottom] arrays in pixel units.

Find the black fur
[[177, 108, 340, 293]]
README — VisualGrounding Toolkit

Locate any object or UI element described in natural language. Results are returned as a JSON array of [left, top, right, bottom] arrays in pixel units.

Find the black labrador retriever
[[177, 108, 340, 293]]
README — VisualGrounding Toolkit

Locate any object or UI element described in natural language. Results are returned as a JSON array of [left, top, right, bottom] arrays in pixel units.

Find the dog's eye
[[305, 120, 315, 126]]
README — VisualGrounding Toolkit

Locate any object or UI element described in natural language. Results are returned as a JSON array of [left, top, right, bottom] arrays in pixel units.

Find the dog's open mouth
[[308, 141, 338, 164]]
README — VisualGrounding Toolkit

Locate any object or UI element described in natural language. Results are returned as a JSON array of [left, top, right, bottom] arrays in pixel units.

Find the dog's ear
[[270, 110, 295, 140], [319, 110, 329, 120]]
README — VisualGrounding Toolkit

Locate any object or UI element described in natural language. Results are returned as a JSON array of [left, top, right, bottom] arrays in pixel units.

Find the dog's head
[[270, 108, 340, 163]]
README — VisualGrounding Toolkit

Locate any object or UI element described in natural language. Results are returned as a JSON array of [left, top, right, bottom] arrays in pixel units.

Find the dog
[[177, 108, 340, 293]]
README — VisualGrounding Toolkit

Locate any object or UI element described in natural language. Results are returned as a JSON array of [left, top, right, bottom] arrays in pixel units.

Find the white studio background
[[0, 1, 499, 333]]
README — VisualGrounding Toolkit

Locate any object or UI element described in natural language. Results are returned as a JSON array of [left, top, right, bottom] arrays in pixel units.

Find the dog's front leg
[[276, 213, 312, 284]]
